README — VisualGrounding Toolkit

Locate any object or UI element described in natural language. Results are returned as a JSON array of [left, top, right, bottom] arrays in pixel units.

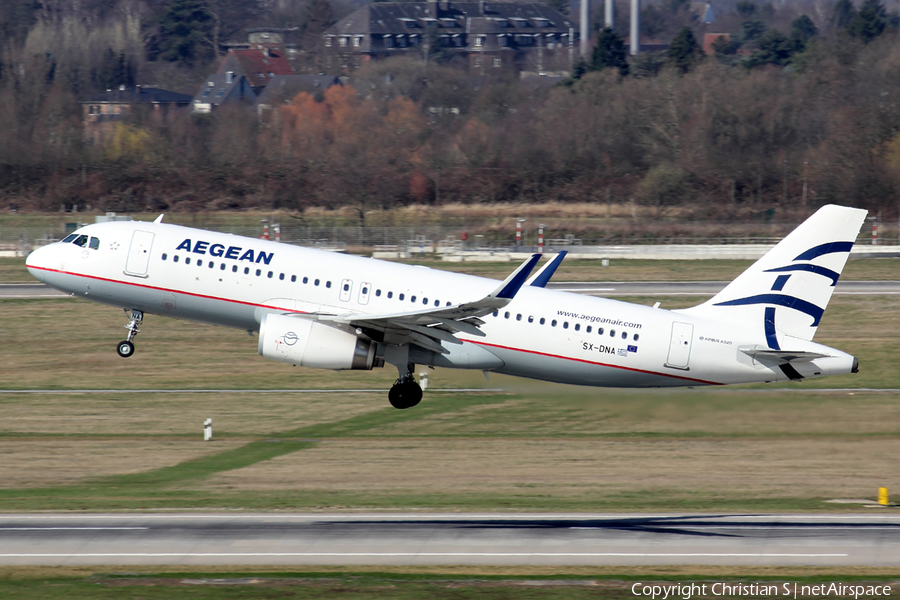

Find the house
[[323, 0, 578, 75], [82, 85, 193, 144], [192, 71, 257, 113], [217, 47, 295, 91], [255, 75, 342, 115]]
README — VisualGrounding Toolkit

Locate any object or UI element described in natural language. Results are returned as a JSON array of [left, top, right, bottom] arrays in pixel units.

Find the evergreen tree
[[156, 0, 214, 67], [667, 26, 701, 73], [736, 0, 757, 19], [747, 29, 794, 67], [790, 14, 818, 52], [590, 26, 629, 75], [831, 0, 856, 30], [740, 19, 767, 42], [848, 0, 886, 42], [301, 0, 336, 51]]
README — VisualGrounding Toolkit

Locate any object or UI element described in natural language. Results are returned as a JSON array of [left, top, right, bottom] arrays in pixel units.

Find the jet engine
[[258, 313, 375, 370]]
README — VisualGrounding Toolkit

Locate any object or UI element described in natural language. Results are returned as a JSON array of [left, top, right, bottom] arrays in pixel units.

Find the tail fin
[[679, 205, 867, 348]]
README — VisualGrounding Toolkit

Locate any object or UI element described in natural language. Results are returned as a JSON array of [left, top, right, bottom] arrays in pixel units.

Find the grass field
[[0, 290, 897, 512], [1, 567, 898, 600]]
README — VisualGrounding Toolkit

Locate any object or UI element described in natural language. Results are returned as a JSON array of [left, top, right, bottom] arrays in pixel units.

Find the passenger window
[[446, 302, 451, 306], [634, 334, 640, 341], [220, 263, 225, 270], [586, 325, 592, 333], [343, 283, 350, 291], [516, 314, 522, 321], [574, 323, 580, 331], [232, 265, 238, 273], [411, 295, 417, 302], [598, 327, 604, 335], [621, 331, 627, 339], [62, 234, 78, 243], [362, 286, 369, 294], [279, 273, 284, 280], [303, 277, 308, 283], [73, 235, 88, 247], [173, 255, 179, 263], [197, 260, 203, 267], [434, 300, 439, 306], [315, 279, 320, 286], [89, 237, 100, 250], [291, 275, 296, 282], [423, 297, 428, 304], [162, 253, 167, 261], [326, 281, 332, 288], [493, 310, 499, 317], [388, 292, 393, 298], [267, 271, 273, 278], [610, 330, 616, 337], [540, 317, 545, 325], [399, 293, 405, 300], [504, 311, 510, 319], [563, 322, 569, 329], [185, 257, 191, 265], [256, 269, 262, 276], [376, 289, 381, 297], [528, 316, 533, 323], [209, 262, 214, 269], [244, 267, 250, 275], [551, 320, 557, 327]]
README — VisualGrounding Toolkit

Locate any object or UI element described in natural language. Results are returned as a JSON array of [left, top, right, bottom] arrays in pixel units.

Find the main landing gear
[[388, 363, 422, 409], [116, 309, 143, 358]]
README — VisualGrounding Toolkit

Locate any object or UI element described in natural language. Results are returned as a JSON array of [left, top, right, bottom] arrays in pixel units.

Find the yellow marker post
[[878, 487, 889, 506]]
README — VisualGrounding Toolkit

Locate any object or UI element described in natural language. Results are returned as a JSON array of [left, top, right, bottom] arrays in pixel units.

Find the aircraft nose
[[25, 245, 49, 283]]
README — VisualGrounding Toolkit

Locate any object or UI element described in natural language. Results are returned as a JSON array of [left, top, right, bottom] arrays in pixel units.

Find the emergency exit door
[[124, 230, 155, 277], [665, 322, 694, 370]]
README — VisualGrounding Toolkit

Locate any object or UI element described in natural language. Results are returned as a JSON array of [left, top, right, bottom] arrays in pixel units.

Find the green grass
[[2, 568, 899, 600]]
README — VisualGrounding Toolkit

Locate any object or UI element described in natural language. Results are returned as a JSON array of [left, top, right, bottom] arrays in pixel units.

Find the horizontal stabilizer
[[527, 251, 568, 288], [740, 346, 829, 365]]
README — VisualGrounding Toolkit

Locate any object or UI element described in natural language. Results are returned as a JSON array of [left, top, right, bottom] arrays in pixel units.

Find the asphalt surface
[[0, 513, 898, 566], [4, 281, 900, 299]]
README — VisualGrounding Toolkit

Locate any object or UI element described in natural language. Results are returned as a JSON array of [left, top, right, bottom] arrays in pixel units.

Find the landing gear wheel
[[388, 380, 423, 409], [116, 340, 135, 358]]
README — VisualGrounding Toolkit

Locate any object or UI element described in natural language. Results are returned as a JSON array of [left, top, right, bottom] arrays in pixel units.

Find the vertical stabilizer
[[678, 205, 867, 347]]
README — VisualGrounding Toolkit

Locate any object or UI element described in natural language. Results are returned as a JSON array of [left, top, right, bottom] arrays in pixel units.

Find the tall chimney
[[580, 0, 589, 58], [630, 0, 640, 55], [605, 0, 614, 28]]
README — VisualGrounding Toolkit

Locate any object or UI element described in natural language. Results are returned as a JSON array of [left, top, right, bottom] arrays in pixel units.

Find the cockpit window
[[73, 235, 88, 248], [62, 234, 78, 243], [89, 237, 100, 250]]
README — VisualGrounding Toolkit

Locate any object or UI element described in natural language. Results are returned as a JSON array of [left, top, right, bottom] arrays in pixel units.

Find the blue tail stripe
[[793, 241, 853, 261], [764, 307, 780, 350], [714, 293, 825, 326], [771, 274, 791, 291], [765, 264, 841, 286]]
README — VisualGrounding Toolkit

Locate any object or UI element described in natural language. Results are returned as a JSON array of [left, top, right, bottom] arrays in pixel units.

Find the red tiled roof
[[218, 48, 294, 87]]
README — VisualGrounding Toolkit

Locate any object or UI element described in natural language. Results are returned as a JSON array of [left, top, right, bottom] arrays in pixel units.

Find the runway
[[1, 513, 898, 566], [4, 281, 900, 299]]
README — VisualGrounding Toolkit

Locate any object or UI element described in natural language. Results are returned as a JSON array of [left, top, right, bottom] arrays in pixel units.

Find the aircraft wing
[[316, 254, 542, 354]]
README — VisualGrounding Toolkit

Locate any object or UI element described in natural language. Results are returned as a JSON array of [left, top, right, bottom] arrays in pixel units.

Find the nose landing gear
[[388, 363, 422, 409], [116, 309, 143, 358]]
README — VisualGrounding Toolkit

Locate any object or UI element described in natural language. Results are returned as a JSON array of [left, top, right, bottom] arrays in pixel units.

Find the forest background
[[2, 0, 900, 230]]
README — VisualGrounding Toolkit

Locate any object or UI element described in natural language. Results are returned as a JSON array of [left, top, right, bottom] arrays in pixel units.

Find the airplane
[[25, 204, 866, 409]]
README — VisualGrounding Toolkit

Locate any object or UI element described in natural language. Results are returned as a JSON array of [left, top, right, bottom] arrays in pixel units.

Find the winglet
[[527, 251, 568, 287], [153, 214, 165, 224], [489, 254, 542, 299]]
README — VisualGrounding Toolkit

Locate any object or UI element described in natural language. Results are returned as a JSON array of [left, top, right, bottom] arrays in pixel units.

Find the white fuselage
[[25, 220, 855, 387]]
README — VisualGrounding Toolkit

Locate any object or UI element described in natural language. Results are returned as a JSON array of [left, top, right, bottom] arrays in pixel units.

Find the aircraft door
[[665, 322, 693, 370], [358, 282, 371, 305], [339, 278, 353, 302], [124, 230, 155, 277]]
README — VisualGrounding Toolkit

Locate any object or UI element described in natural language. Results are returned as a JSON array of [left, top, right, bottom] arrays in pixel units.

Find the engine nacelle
[[258, 313, 375, 370]]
